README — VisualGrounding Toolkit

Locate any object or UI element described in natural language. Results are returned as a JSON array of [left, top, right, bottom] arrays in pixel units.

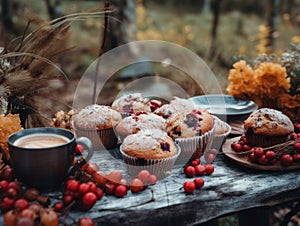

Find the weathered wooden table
[[68, 143, 300, 226]]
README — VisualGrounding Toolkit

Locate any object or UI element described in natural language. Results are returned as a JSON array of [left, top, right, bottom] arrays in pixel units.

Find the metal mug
[[8, 127, 93, 191]]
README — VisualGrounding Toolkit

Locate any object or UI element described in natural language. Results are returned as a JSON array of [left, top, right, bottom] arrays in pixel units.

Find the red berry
[[265, 150, 275, 160], [190, 159, 200, 167], [75, 144, 85, 155], [204, 153, 215, 163], [294, 142, 300, 150], [66, 179, 79, 192], [210, 148, 218, 155], [293, 153, 300, 163], [149, 174, 157, 186], [205, 164, 214, 175], [281, 154, 294, 166], [258, 155, 268, 165], [63, 195, 73, 205], [86, 181, 97, 194], [231, 142, 242, 152], [53, 202, 64, 212], [290, 132, 298, 140], [5, 187, 18, 198], [81, 192, 97, 211], [294, 123, 300, 133], [249, 152, 256, 162], [0, 167, 15, 182], [184, 166, 196, 178], [138, 170, 151, 185], [183, 181, 195, 194], [130, 178, 144, 193], [254, 147, 264, 158], [242, 144, 251, 152], [1, 197, 15, 211], [105, 182, 116, 195], [0, 180, 9, 193], [114, 184, 128, 198], [193, 178, 204, 189], [79, 217, 94, 226], [195, 164, 206, 176], [78, 183, 90, 195], [95, 187, 104, 200]]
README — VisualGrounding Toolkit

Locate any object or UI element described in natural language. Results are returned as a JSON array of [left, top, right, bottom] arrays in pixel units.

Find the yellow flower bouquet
[[227, 44, 300, 122]]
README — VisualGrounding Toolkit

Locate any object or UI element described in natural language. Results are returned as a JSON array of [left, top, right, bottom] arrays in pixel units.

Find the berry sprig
[[230, 133, 300, 166]]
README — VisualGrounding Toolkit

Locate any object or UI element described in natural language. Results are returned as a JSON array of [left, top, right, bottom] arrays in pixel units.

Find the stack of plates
[[189, 95, 258, 135]]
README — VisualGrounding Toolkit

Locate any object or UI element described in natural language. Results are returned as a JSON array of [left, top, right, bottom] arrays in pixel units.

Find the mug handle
[[68, 137, 94, 176]]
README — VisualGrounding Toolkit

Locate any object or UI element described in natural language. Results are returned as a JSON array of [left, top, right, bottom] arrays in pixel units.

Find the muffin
[[120, 129, 180, 179], [116, 112, 166, 141], [243, 108, 294, 147], [166, 109, 215, 163], [211, 116, 231, 150], [111, 93, 151, 116], [154, 96, 195, 119], [73, 104, 122, 149]]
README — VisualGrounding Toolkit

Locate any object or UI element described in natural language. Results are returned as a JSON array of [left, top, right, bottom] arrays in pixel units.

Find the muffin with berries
[[120, 129, 180, 179], [154, 96, 195, 119], [111, 93, 151, 116], [211, 116, 231, 150], [116, 111, 166, 141], [243, 108, 294, 148], [166, 109, 215, 163], [73, 104, 122, 150]]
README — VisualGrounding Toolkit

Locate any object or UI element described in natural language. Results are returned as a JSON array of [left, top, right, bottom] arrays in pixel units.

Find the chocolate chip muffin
[[243, 108, 294, 147], [116, 112, 166, 141], [120, 129, 180, 179], [73, 104, 122, 149], [111, 93, 151, 115]]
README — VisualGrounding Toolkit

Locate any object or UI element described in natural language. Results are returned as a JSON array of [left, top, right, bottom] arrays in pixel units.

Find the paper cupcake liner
[[211, 121, 231, 150], [119, 144, 181, 179], [174, 126, 215, 165], [246, 133, 290, 148], [74, 127, 118, 150]]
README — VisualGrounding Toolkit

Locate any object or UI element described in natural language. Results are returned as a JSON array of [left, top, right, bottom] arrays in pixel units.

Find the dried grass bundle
[[0, 9, 108, 127]]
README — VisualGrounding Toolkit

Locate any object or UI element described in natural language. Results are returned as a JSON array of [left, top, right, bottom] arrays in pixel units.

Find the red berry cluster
[[182, 158, 214, 194], [231, 133, 300, 166], [203, 148, 218, 164], [82, 161, 157, 199]]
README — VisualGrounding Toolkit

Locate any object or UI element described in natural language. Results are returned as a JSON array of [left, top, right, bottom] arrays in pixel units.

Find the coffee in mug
[[8, 127, 93, 190], [14, 134, 69, 149]]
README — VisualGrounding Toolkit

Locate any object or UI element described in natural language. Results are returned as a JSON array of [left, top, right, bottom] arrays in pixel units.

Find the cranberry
[[105, 182, 116, 195], [1, 197, 15, 211], [81, 192, 97, 211], [294, 142, 300, 150], [242, 144, 251, 151], [160, 142, 170, 152], [66, 179, 79, 192], [195, 164, 206, 176], [183, 181, 196, 194], [258, 155, 268, 165], [249, 152, 256, 162], [79, 217, 94, 226], [14, 198, 29, 211], [20, 208, 37, 221], [294, 123, 300, 133], [63, 195, 73, 205], [190, 158, 200, 167], [281, 154, 294, 166], [138, 170, 152, 185], [184, 166, 196, 178], [293, 153, 300, 163], [53, 202, 64, 212], [40, 208, 59, 226], [130, 178, 144, 193], [78, 183, 90, 195], [149, 174, 157, 186], [204, 153, 215, 163], [0, 180, 9, 193], [193, 178, 204, 189], [231, 142, 242, 152], [0, 167, 15, 182], [75, 144, 85, 155], [265, 150, 275, 160], [86, 181, 97, 194], [253, 147, 264, 158], [205, 164, 214, 175], [5, 187, 18, 198], [95, 187, 104, 200], [114, 184, 128, 198]]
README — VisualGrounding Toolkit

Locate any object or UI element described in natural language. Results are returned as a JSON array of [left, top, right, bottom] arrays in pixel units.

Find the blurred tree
[[206, 0, 222, 59], [266, 0, 277, 53], [44, 0, 63, 20], [105, 0, 136, 51], [1, 0, 13, 32]]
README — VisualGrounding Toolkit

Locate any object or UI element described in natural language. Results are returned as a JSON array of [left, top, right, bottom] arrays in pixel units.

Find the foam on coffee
[[14, 134, 69, 148]]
